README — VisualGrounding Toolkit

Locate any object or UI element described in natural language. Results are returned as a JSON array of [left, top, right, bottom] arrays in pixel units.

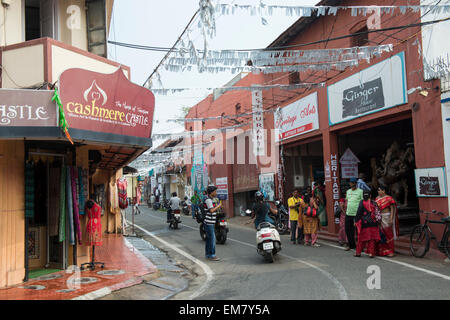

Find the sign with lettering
[[414, 167, 447, 197], [274, 92, 319, 142], [342, 78, 385, 118], [252, 90, 265, 156], [0, 89, 56, 127], [59, 68, 155, 138], [330, 154, 341, 210], [328, 52, 407, 126], [216, 177, 228, 200], [339, 148, 360, 179]]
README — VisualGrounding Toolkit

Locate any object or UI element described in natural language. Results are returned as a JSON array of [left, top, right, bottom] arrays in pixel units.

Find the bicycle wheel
[[410, 225, 430, 258], [443, 231, 450, 259]]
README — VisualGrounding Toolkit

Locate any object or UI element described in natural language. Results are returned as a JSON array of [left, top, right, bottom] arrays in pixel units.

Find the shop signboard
[[274, 92, 319, 142], [259, 173, 275, 201], [0, 89, 57, 127], [340, 148, 360, 179], [414, 167, 447, 197], [59, 68, 155, 138], [327, 52, 407, 126], [216, 177, 228, 200], [252, 90, 265, 156]]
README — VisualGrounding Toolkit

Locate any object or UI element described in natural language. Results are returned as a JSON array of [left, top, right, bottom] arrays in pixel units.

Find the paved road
[[127, 206, 450, 300]]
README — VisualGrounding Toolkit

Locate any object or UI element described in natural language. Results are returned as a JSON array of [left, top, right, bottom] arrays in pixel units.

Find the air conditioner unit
[[294, 175, 303, 187]]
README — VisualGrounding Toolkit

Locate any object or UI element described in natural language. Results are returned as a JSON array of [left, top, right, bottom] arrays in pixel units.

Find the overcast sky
[[108, 0, 318, 149]]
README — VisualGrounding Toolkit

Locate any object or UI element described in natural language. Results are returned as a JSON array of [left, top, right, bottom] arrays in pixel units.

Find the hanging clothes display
[[70, 167, 82, 244], [25, 162, 35, 219], [117, 178, 128, 209], [94, 184, 106, 215], [109, 181, 119, 213], [59, 167, 66, 242], [86, 200, 102, 246], [48, 167, 61, 237], [78, 167, 86, 216], [65, 167, 75, 245]]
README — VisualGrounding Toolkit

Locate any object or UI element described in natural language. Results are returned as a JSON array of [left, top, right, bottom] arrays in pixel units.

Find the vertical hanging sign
[[252, 89, 265, 156]]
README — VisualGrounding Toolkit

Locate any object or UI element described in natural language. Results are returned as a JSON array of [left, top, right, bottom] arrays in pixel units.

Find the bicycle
[[409, 210, 450, 259]]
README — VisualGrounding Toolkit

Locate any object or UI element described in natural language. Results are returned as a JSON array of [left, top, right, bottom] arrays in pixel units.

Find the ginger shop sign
[[59, 68, 155, 138], [328, 52, 407, 126]]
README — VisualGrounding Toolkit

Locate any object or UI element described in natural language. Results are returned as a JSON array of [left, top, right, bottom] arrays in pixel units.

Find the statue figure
[[376, 142, 415, 208]]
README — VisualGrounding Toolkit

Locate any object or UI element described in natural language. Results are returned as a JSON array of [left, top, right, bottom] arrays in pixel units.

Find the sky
[[108, 0, 318, 151]]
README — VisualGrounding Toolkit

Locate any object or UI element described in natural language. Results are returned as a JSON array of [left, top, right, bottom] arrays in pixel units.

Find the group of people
[[287, 182, 326, 247], [336, 175, 399, 258]]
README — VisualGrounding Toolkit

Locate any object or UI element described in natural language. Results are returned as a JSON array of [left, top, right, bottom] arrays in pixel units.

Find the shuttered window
[[86, 0, 107, 57]]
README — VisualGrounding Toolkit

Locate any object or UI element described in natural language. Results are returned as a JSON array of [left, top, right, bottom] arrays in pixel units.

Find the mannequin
[[81, 199, 105, 270]]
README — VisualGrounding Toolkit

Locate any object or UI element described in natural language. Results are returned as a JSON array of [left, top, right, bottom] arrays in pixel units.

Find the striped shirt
[[204, 197, 217, 225]]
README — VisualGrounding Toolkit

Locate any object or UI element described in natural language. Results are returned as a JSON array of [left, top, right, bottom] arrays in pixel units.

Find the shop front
[[321, 50, 449, 250], [0, 67, 154, 288]]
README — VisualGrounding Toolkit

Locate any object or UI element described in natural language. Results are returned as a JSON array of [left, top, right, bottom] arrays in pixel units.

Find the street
[[126, 206, 450, 300]]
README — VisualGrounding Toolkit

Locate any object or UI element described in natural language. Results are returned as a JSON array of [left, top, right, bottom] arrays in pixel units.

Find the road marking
[[128, 221, 214, 300], [134, 213, 348, 300], [320, 241, 450, 281]]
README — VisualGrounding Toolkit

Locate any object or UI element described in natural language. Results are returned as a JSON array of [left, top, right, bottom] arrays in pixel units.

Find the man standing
[[204, 185, 222, 261], [191, 190, 201, 219], [345, 177, 363, 251], [288, 189, 306, 244]]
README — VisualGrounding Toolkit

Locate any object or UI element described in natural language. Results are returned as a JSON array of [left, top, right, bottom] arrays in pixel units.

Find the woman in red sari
[[354, 191, 381, 258], [375, 185, 399, 257]]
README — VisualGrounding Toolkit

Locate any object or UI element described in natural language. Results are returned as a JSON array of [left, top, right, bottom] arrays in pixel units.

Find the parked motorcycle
[[246, 210, 282, 263], [269, 200, 289, 234], [153, 201, 161, 210], [168, 209, 181, 229], [198, 211, 229, 244]]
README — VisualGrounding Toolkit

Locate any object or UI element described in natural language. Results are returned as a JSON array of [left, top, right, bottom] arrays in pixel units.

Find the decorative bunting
[[151, 82, 324, 95]]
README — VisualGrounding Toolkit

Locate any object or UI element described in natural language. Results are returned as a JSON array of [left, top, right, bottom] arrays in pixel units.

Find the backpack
[[304, 206, 318, 218]]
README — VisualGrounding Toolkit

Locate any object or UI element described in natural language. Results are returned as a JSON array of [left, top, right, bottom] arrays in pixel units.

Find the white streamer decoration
[[211, 3, 450, 19], [164, 44, 393, 74]]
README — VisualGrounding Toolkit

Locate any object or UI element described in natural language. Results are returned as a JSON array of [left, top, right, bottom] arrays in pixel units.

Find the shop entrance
[[338, 118, 419, 235], [26, 150, 68, 277], [284, 140, 324, 197]]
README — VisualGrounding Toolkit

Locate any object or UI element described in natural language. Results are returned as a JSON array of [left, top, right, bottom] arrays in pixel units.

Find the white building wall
[[441, 92, 450, 214]]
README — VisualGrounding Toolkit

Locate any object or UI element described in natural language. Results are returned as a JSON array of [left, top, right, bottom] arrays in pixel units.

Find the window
[[86, 0, 107, 57], [289, 72, 301, 84], [235, 103, 241, 114], [25, 0, 58, 41], [351, 26, 369, 47]]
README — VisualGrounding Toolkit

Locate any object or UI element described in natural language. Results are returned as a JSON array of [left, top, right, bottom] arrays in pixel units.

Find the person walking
[[204, 185, 222, 261], [344, 177, 363, 251], [303, 194, 321, 247], [354, 190, 381, 258], [288, 189, 306, 244], [375, 185, 399, 257]]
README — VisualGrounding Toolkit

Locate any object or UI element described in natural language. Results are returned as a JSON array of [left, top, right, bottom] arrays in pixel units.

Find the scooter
[[168, 209, 181, 229], [268, 200, 289, 234], [181, 199, 190, 216], [198, 211, 229, 244], [247, 209, 282, 263]]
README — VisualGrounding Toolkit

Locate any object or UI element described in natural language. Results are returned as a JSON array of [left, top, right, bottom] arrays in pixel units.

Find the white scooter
[[246, 210, 282, 263]]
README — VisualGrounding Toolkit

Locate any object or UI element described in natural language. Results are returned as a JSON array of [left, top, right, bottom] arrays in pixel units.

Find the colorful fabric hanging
[[59, 166, 66, 242], [71, 167, 82, 245], [78, 167, 86, 215], [52, 89, 74, 145], [86, 201, 102, 246], [66, 167, 75, 245], [25, 162, 35, 219]]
